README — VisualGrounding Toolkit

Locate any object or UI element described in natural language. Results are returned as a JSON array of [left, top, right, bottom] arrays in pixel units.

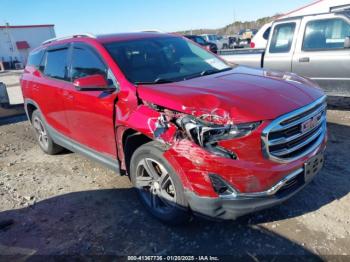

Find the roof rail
[[140, 29, 164, 33], [42, 33, 96, 45]]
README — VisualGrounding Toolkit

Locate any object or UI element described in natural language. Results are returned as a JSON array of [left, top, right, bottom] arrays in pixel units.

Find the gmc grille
[[262, 96, 327, 163]]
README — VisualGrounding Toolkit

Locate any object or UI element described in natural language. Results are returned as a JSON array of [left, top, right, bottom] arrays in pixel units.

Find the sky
[[2, 0, 312, 36]]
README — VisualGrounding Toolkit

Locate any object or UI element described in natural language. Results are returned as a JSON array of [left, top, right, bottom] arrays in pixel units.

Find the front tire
[[32, 110, 63, 155], [130, 141, 191, 224]]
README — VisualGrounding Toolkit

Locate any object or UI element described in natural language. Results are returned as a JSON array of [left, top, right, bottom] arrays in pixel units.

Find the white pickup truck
[[201, 34, 230, 50], [220, 11, 350, 98]]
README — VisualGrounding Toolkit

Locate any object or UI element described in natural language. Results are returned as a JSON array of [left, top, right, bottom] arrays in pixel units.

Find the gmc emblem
[[301, 113, 322, 134]]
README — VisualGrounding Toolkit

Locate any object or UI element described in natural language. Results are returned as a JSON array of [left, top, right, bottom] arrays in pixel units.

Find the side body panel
[[31, 73, 71, 136]]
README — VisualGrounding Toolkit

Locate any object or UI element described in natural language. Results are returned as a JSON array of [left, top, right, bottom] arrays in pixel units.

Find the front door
[[62, 42, 119, 158], [264, 20, 300, 72]]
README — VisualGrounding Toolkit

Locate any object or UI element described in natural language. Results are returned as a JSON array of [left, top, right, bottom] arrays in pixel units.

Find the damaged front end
[[146, 102, 261, 160]]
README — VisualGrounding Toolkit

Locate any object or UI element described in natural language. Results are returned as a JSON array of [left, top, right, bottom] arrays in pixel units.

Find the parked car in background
[[227, 35, 243, 49], [201, 34, 229, 49], [220, 11, 350, 97], [21, 32, 326, 224], [250, 22, 272, 49], [184, 35, 218, 53], [238, 29, 258, 47]]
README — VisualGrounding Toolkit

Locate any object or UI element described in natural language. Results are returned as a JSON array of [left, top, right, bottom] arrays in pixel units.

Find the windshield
[[104, 36, 231, 84]]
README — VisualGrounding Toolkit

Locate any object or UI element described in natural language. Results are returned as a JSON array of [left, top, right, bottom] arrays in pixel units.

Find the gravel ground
[[0, 110, 349, 259]]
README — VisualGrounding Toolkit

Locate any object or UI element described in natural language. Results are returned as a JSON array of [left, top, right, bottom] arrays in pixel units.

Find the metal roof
[[0, 24, 54, 29]]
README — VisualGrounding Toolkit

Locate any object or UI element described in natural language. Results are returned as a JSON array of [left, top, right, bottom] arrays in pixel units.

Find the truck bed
[[219, 48, 265, 68]]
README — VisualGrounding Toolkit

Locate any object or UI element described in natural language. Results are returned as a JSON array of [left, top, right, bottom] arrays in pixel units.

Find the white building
[[0, 24, 55, 68]]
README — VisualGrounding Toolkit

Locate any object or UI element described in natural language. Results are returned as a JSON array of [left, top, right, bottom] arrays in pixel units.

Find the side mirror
[[73, 74, 115, 92], [345, 36, 350, 48]]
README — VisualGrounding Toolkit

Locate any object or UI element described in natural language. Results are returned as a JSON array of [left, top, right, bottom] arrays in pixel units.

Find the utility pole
[[4, 21, 16, 68]]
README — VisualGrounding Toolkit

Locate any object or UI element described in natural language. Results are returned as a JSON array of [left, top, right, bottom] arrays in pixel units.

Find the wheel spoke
[[136, 176, 153, 188], [135, 157, 177, 213], [33, 120, 41, 133], [43, 135, 48, 143], [39, 122, 45, 133], [159, 173, 170, 188], [143, 158, 160, 179], [158, 190, 176, 206]]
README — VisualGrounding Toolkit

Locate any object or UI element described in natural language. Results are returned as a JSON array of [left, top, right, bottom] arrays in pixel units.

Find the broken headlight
[[177, 115, 261, 158]]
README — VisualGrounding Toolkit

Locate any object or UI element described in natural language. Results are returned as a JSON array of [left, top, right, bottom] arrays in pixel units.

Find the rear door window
[[269, 23, 296, 53], [70, 45, 107, 81], [303, 18, 350, 51], [43, 48, 69, 80]]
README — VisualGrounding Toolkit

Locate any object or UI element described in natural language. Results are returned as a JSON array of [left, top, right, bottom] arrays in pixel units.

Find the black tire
[[130, 141, 191, 225], [31, 110, 63, 155]]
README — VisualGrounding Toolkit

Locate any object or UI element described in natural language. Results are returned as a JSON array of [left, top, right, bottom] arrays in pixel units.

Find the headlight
[[177, 115, 261, 158], [177, 115, 260, 146]]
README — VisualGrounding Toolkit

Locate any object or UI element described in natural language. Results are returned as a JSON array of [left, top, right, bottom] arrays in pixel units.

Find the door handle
[[299, 57, 310, 63]]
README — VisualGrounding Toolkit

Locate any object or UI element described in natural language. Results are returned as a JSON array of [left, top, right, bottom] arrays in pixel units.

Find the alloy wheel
[[33, 117, 49, 150], [135, 158, 177, 214]]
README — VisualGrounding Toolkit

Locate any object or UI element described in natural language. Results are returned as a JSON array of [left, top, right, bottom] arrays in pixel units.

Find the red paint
[[73, 74, 108, 88], [16, 41, 30, 49], [21, 33, 326, 199]]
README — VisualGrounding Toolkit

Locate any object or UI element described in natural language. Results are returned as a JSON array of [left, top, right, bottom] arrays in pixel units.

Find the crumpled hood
[[137, 66, 325, 123]]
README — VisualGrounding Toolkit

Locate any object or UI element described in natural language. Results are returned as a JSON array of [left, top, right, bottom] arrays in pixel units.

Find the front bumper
[[185, 167, 315, 220]]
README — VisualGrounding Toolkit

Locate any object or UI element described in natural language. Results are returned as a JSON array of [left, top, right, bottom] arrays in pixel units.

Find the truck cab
[[220, 11, 350, 97]]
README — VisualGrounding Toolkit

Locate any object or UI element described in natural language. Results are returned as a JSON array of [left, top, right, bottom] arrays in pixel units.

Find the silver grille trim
[[220, 168, 304, 199], [262, 96, 327, 163]]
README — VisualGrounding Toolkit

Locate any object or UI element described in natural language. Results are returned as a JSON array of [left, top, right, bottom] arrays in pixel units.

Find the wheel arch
[[24, 99, 41, 122], [122, 128, 153, 175]]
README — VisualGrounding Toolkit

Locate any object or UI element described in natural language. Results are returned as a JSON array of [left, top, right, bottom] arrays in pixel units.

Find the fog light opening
[[209, 174, 238, 197]]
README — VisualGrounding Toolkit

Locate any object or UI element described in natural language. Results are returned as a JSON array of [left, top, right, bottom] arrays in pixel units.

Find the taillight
[[250, 42, 255, 48], [205, 46, 211, 51]]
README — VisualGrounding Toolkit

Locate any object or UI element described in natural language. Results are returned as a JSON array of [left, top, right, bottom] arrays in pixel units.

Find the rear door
[[62, 42, 119, 158], [264, 19, 301, 72], [32, 45, 71, 136], [292, 14, 350, 96]]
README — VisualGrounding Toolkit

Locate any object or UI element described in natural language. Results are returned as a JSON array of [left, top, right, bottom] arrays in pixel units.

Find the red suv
[[20, 32, 327, 224]]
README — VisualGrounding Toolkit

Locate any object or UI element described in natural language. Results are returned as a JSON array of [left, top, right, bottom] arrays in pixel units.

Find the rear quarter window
[[27, 50, 44, 67]]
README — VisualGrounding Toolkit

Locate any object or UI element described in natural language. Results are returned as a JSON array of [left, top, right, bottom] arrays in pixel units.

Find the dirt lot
[[0, 109, 349, 259]]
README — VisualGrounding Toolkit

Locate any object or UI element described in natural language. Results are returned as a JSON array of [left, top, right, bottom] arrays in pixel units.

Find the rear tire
[[130, 141, 191, 225], [31, 110, 63, 155]]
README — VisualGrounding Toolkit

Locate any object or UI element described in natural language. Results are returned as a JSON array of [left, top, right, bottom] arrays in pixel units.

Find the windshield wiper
[[134, 78, 175, 85], [184, 67, 232, 81]]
